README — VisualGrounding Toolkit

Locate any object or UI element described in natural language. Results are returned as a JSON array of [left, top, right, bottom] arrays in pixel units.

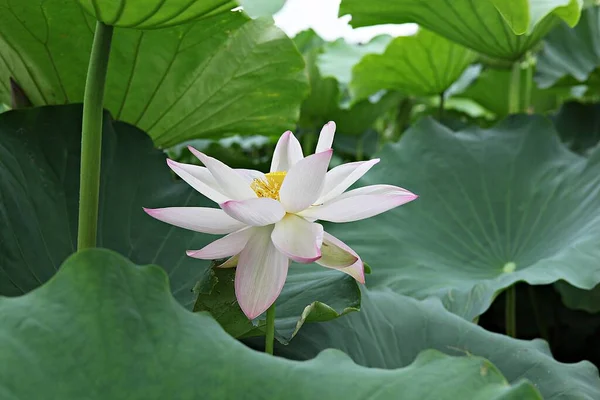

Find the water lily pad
[[325, 115, 600, 320], [339, 0, 582, 60], [0, 104, 360, 341], [0, 1, 307, 146], [275, 290, 600, 400], [0, 249, 541, 399]]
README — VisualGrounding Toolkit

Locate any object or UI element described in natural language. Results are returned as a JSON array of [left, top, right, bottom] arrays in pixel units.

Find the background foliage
[[0, 0, 599, 398]]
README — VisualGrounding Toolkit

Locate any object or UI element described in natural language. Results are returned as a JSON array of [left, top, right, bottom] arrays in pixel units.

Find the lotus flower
[[144, 122, 417, 319]]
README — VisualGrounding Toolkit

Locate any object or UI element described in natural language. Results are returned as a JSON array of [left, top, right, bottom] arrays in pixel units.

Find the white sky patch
[[273, 0, 417, 43]]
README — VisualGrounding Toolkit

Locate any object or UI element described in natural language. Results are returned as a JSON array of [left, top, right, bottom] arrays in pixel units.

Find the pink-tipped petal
[[270, 131, 304, 172], [315, 121, 336, 153], [166, 159, 229, 204], [316, 232, 364, 284], [188, 146, 256, 201], [271, 214, 323, 263], [299, 184, 418, 223], [317, 158, 380, 204], [143, 207, 246, 234], [221, 198, 285, 226], [187, 228, 254, 259], [235, 226, 289, 319], [279, 149, 333, 213]]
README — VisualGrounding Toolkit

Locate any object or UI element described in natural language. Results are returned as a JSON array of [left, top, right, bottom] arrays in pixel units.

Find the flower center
[[251, 171, 287, 200]]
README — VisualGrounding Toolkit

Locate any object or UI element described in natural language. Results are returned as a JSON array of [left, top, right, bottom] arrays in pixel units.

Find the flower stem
[[528, 286, 550, 342], [77, 22, 114, 250], [505, 285, 517, 338], [265, 303, 276, 355], [508, 60, 521, 114], [523, 52, 533, 113]]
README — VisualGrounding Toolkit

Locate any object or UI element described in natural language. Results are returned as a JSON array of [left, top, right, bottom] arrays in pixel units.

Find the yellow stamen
[[251, 171, 287, 200]]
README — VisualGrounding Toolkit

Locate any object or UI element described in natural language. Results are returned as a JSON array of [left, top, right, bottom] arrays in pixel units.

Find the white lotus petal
[[317, 158, 380, 204], [315, 121, 336, 153], [187, 228, 254, 259], [221, 198, 285, 226], [271, 214, 323, 263], [188, 146, 256, 200], [316, 232, 364, 284], [270, 131, 303, 172], [299, 184, 418, 222], [235, 226, 289, 319], [279, 150, 332, 213], [143, 207, 246, 234], [166, 159, 228, 204]]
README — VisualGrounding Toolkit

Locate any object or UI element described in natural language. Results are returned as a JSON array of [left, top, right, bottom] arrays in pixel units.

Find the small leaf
[[350, 29, 476, 100]]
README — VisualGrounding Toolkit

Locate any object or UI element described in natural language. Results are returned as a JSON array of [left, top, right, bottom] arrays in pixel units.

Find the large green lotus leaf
[[350, 29, 476, 100], [325, 115, 600, 320], [0, 1, 308, 147], [75, 0, 236, 28], [274, 290, 600, 400], [317, 35, 392, 86], [555, 282, 600, 313], [77, 0, 288, 27], [551, 101, 600, 154], [536, 6, 600, 89], [0, 104, 360, 342], [457, 67, 563, 117], [339, 0, 581, 60], [295, 30, 401, 136], [0, 249, 541, 399]]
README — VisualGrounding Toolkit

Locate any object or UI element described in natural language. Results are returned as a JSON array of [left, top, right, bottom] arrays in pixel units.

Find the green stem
[[77, 22, 114, 250], [528, 286, 550, 342], [505, 285, 517, 338], [265, 303, 276, 355], [523, 53, 533, 113], [438, 92, 445, 119], [508, 60, 521, 114]]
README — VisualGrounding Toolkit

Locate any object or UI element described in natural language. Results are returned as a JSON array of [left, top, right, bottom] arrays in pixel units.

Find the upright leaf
[[317, 35, 392, 85], [0, 1, 308, 146], [490, 0, 582, 34], [350, 29, 476, 100], [339, 0, 582, 60], [536, 6, 600, 89]]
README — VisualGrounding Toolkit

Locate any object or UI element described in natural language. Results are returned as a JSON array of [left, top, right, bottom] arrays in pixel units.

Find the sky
[[273, 0, 417, 43]]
